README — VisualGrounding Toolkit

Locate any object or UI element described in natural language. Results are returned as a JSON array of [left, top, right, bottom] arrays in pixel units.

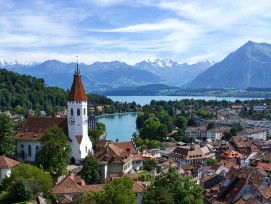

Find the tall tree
[[80, 153, 99, 183], [35, 125, 71, 177], [148, 166, 203, 204], [140, 116, 161, 140], [143, 186, 174, 204], [0, 114, 16, 156], [79, 177, 136, 204]]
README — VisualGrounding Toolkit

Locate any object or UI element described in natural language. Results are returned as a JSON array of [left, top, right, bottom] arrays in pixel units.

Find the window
[[21, 144, 24, 149], [28, 145, 32, 157], [85, 146, 87, 153], [71, 108, 74, 116], [84, 108, 86, 115], [36, 146, 39, 153], [77, 108, 80, 116]]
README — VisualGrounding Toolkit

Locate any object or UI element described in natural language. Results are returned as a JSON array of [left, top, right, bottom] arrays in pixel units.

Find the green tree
[[175, 115, 188, 130], [9, 178, 34, 202], [207, 123, 215, 130], [207, 157, 218, 166], [151, 166, 203, 204], [187, 118, 198, 127], [89, 122, 106, 145], [0, 114, 16, 156], [35, 125, 71, 177], [143, 186, 174, 204], [80, 153, 99, 183], [80, 177, 136, 204], [143, 158, 157, 172], [140, 116, 161, 140], [4, 163, 52, 198]]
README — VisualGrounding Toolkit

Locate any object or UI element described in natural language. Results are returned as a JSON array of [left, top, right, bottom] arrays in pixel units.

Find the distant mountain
[[102, 84, 178, 96], [135, 59, 213, 86], [186, 41, 271, 89], [0, 58, 212, 93]]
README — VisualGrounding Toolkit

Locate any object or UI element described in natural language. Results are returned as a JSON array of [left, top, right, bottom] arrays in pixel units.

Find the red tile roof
[[67, 73, 88, 101], [0, 156, 20, 169], [94, 143, 134, 164], [15, 117, 69, 141]]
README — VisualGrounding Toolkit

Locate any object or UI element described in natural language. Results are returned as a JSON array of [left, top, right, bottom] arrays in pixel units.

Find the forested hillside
[[0, 68, 67, 116], [0, 69, 140, 117]]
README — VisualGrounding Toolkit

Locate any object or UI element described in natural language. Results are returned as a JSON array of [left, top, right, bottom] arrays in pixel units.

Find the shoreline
[[95, 111, 138, 118]]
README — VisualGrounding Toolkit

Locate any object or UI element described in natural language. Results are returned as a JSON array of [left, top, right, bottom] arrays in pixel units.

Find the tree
[[207, 157, 218, 166], [143, 186, 174, 204], [3, 163, 52, 199], [187, 118, 198, 127], [0, 114, 16, 156], [150, 166, 203, 204], [143, 158, 157, 172], [80, 153, 99, 183], [9, 178, 34, 202], [207, 123, 215, 130], [140, 116, 161, 140], [89, 122, 106, 145], [80, 177, 137, 204], [35, 125, 71, 177], [175, 115, 188, 130]]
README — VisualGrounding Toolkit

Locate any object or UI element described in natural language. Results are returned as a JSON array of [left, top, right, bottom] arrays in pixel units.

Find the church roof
[[67, 71, 88, 101], [0, 156, 20, 169], [15, 117, 69, 141]]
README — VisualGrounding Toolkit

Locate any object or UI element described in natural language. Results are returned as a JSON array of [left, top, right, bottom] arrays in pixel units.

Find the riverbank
[[96, 111, 138, 118]]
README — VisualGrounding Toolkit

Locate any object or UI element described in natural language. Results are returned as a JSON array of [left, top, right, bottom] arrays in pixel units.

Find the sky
[[0, 0, 271, 65]]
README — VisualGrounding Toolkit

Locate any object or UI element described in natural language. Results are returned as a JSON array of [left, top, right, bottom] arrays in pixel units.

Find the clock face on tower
[[69, 117, 75, 125]]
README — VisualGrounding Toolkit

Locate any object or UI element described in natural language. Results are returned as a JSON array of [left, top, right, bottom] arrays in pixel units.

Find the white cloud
[[0, 0, 271, 64]]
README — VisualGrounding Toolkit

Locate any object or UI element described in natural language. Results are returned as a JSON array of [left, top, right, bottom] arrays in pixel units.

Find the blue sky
[[1, 0, 271, 65]]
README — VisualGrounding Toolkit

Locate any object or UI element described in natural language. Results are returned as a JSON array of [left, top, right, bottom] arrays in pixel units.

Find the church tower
[[67, 62, 92, 164]]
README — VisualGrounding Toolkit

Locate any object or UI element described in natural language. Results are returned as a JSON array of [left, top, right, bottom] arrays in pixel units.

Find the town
[[1, 66, 271, 204]]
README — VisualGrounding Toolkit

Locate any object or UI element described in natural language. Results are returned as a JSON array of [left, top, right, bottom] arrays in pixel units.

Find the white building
[[15, 65, 92, 164], [206, 127, 231, 141], [0, 156, 20, 179], [237, 127, 268, 141]]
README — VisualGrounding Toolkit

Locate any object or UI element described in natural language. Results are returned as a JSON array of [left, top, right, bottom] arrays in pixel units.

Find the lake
[[107, 95, 262, 106], [97, 96, 264, 142], [96, 112, 139, 142]]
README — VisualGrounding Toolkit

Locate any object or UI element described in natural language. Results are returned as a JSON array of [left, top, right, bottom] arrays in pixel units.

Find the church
[[15, 65, 92, 164]]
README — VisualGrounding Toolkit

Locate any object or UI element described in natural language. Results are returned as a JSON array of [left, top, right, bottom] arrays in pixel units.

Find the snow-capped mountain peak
[[0, 58, 39, 66], [145, 58, 179, 68]]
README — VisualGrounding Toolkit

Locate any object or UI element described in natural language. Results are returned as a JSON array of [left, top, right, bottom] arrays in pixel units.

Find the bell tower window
[[84, 108, 86, 116], [71, 108, 74, 116], [77, 108, 80, 116]]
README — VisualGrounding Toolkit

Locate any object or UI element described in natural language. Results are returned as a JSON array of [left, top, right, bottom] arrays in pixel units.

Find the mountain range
[[0, 58, 212, 93], [186, 41, 271, 89], [1, 41, 271, 94]]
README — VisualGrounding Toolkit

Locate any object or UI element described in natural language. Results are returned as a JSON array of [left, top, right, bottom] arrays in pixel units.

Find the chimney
[[106, 142, 109, 152]]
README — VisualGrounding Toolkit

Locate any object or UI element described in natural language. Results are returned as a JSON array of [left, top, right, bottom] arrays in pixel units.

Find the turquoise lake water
[[96, 112, 139, 142], [97, 96, 263, 141]]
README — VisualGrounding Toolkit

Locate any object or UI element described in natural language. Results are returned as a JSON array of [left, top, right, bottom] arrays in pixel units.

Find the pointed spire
[[67, 56, 88, 101], [75, 56, 79, 74]]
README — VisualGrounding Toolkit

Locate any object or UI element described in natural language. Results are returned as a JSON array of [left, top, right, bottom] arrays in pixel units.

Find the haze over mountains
[[1, 41, 271, 94]]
